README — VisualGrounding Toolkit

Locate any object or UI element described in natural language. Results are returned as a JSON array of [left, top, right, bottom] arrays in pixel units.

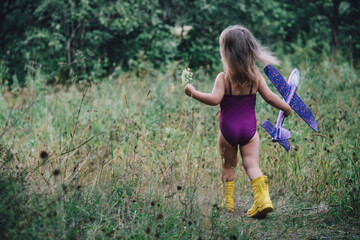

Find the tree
[[280, 0, 357, 63], [309, 0, 352, 62], [0, 0, 40, 84]]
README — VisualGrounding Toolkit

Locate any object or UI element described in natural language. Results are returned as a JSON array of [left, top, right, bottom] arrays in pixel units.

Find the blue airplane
[[261, 65, 318, 151]]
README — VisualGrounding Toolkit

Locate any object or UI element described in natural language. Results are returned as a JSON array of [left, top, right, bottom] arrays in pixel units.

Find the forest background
[[0, 0, 359, 239], [1, 0, 360, 84]]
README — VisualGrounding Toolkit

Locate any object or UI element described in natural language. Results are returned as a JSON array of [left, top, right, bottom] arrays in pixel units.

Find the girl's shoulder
[[217, 71, 226, 79], [215, 72, 226, 83]]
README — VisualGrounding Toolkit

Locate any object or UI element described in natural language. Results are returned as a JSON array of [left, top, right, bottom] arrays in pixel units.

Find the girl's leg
[[218, 132, 238, 181], [240, 132, 273, 217], [239, 132, 263, 180], [218, 132, 238, 212]]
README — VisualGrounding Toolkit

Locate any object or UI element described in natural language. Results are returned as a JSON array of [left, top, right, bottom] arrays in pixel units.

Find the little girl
[[184, 25, 291, 217]]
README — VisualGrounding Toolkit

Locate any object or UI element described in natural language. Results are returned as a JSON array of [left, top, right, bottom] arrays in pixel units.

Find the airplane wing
[[263, 64, 291, 100], [263, 65, 318, 132], [289, 94, 318, 132], [262, 120, 290, 151]]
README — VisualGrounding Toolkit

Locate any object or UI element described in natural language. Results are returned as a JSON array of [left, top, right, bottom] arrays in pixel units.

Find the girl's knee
[[242, 161, 258, 171]]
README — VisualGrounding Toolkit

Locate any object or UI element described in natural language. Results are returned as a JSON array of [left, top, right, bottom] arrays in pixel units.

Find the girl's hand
[[185, 84, 195, 97], [283, 106, 291, 118]]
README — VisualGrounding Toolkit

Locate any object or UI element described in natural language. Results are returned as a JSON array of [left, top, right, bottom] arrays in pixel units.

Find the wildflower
[[40, 151, 49, 163], [53, 169, 60, 176], [181, 68, 194, 85]]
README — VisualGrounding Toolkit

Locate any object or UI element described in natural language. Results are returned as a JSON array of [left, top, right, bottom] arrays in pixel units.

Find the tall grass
[[0, 58, 359, 239]]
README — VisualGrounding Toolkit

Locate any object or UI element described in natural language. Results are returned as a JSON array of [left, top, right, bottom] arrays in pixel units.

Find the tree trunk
[[330, 0, 340, 63]]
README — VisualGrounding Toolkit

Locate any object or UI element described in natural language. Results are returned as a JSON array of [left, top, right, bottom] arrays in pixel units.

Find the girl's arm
[[258, 74, 291, 117], [184, 72, 225, 106]]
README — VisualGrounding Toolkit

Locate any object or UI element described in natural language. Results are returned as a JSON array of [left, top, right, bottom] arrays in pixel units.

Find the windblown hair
[[219, 25, 279, 88]]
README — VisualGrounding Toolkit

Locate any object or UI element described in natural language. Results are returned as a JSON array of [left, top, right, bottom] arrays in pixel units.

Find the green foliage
[[1, 0, 359, 86], [1, 0, 180, 85], [0, 171, 28, 239]]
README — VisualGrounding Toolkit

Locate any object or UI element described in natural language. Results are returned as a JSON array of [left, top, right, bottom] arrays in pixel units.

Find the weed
[[0, 59, 359, 239]]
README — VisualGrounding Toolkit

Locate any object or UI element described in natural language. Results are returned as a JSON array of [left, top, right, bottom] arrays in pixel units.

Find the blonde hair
[[219, 25, 279, 88]]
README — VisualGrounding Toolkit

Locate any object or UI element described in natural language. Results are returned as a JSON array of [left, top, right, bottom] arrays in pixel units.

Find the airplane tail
[[273, 127, 291, 142], [261, 120, 291, 152], [277, 140, 291, 152]]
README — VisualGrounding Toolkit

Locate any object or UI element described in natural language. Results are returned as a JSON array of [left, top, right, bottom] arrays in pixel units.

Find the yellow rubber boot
[[247, 176, 273, 218], [221, 181, 234, 212]]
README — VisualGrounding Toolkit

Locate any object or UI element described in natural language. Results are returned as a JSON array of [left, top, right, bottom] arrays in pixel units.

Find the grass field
[[0, 59, 359, 239]]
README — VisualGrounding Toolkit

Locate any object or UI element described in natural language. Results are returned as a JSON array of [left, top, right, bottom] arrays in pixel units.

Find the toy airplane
[[261, 65, 318, 151]]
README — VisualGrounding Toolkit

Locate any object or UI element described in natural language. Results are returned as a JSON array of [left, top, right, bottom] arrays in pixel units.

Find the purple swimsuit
[[219, 79, 257, 146]]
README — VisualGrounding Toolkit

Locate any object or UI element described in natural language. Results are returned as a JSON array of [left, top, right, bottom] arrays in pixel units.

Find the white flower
[[181, 68, 194, 84]]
